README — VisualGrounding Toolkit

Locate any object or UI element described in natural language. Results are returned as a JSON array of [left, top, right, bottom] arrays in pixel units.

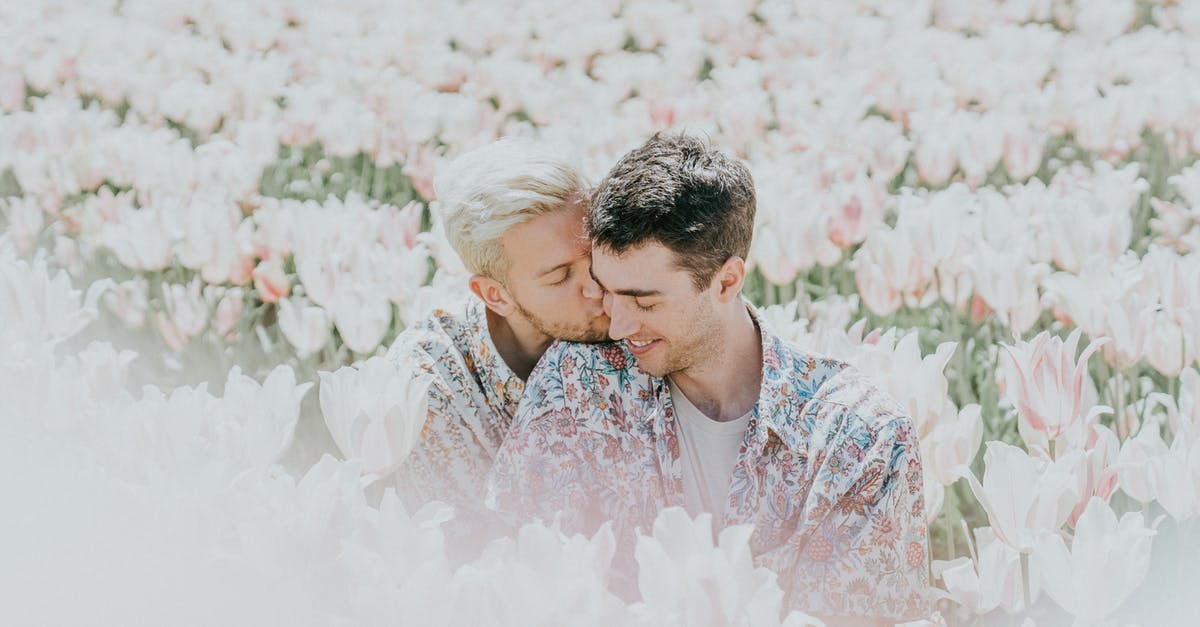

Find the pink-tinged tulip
[[961, 442, 1081, 551], [319, 356, 432, 478], [924, 404, 984, 486], [851, 226, 935, 316], [277, 297, 331, 359], [933, 527, 1025, 616], [912, 112, 957, 185], [1031, 497, 1154, 626], [1062, 423, 1120, 528], [252, 257, 291, 304], [403, 145, 438, 201], [999, 329, 1108, 449], [211, 287, 244, 340], [825, 177, 886, 249], [965, 244, 1047, 335], [153, 311, 189, 353], [957, 114, 1003, 188]]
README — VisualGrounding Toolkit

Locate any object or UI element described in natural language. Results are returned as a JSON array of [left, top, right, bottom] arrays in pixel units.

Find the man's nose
[[581, 271, 603, 300], [606, 299, 638, 341]]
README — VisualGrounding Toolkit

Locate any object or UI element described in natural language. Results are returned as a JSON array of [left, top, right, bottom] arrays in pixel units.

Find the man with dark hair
[[488, 133, 930, 624]]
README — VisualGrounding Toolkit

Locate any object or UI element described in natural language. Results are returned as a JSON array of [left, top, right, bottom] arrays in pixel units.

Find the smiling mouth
[[626, 338, 660, 354]]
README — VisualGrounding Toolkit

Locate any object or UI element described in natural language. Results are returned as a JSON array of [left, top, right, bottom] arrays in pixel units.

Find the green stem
[[943, 485, 957, 559]]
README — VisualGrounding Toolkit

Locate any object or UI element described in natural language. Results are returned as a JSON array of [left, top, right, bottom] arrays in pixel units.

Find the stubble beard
[[514, 299, 610, 344], [650, 297, 723, 378]]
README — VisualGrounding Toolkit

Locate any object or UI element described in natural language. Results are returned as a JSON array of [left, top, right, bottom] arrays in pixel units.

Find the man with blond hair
[[385, 138, 609, 556], [488, 134, 929, 624]]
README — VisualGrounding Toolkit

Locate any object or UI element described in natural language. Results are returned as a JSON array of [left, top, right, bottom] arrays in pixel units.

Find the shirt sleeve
[[385, 332, 503, 552], [487, 342, 642, 537], [767, 406, 931, 621]]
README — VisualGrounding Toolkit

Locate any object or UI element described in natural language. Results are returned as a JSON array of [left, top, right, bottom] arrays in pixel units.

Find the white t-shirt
[[667, 377, 753, 517]]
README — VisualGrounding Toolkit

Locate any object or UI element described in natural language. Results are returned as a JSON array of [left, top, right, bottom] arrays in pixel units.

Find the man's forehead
[[589, 242, 683, 293]]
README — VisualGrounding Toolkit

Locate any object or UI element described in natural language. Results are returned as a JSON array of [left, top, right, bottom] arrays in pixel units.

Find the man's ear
[[469, 274, 517, 317], [712, 256, 746, 303]]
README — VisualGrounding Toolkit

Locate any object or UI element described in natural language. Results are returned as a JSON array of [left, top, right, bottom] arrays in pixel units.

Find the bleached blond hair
[[433, 138, 588, 281]]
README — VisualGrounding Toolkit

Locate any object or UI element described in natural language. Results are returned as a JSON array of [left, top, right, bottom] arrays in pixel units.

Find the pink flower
[[252, 257, 291, 304], [212, 287, 245, 341], [1000, 329, 1108, 449]]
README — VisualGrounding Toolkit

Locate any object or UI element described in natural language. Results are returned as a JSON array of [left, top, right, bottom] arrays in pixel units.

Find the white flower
[[221, 365, 312, 466], [923, 403, 984, 486], [961, 442, 1081, 551], [1032, 497, 1154, 625], [277, 296, 331, 359], [318, 356, 432, 478], [631, 507, 823, 627], [332, 283, 393, 355], [933, 527, 1026, 615]]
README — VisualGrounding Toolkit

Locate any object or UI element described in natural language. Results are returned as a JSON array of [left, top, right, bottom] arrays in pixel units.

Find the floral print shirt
[[486, 308, 930, 620], [386, 298, 522, 554]]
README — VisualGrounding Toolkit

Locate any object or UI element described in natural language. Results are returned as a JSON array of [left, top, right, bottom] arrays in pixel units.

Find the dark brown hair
[[588, 133, 756, 289]]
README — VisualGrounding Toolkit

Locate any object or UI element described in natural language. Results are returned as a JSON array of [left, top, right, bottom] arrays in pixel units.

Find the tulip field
[[3, 1, 1200, 625]]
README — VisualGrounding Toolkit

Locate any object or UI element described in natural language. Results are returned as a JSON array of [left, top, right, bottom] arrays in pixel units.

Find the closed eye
[[549, 268, 572, 285]]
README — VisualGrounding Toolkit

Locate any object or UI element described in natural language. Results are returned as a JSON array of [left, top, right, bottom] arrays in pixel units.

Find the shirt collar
[[649, 298, 809, 454], [743, 300, 807, 453], [468, 299, 525, 417]]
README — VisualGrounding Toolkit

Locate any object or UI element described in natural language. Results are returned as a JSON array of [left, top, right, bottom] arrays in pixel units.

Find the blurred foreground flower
[[933, 526, 1025, 616], [631, 507, 824, 627], [319, 356, 432, 478], [1032, 497, 1154, 625]]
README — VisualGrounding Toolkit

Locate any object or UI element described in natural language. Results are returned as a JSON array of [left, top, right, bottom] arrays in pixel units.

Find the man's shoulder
[[763, 335, 863, 406], [769, 337, 913, 441], [387, 299, 478, 359], [385, 298, 488, 383], [520, 340, 659, 423], [536, 340, 650, 383]]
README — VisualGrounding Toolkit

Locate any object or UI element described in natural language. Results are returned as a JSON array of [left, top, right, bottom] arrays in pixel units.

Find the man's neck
[[669, 305, 763, 422], [484, 307, 553, 381]]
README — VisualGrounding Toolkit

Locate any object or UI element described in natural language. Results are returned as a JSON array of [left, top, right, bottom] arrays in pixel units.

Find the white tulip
[[1032, 497, 1154, 625], [332, 283, 393, 355], [277, 296, 331, 359], [631, 507, 823, 627], [961, 442, 1081, 551], [1116, 422, 1168, 504], [924, 403, 985, 486], [933, 527, 1025, 615], [319, 356, 432, 478]]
